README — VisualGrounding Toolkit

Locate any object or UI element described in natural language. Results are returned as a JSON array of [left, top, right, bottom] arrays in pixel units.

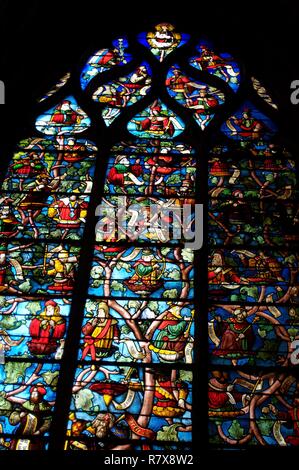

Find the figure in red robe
[[48, 195, 88, 238], [107, 155, 143, 187], [229, 109, 268, 140], [166, 68, 191, 96], [50, 100, 83, 126], [94, 47, 120, 68], [28, 300, 66, 356], [81, 301, 118, 360], [208, 371, 242, 410], [208, 251, 243, 285], [62, 137, 86, 162], [132, 103, 175, 137], [194, 45, 229, 73], [145, 155, 176, 175], [213, 310, 254, 360]]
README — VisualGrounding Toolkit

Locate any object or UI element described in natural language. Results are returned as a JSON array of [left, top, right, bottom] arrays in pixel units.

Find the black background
[[0, 0, 298, 466]]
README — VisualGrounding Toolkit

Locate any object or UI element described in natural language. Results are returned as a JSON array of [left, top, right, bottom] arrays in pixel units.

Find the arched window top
[[38, 22, 279, 140]]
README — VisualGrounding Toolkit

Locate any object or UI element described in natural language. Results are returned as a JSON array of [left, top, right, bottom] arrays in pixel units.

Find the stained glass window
[[0, 22, 297, 459]]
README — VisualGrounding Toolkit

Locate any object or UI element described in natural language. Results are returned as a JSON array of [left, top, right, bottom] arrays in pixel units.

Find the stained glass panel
[[66, 365, 192, 450], [88, 246, 194, 299], [78, 299, 194, 364], [127, 101, 185, 139], [209, 370, 299, 447], [0, 361, 60, 450], [138, 23, 189, 62], [190, 40, 240, 92], [36, 97, 91, 135], [80, 38, 132, 90], [208, 248, 299, 303], [0, 21, 297, 458], [221, 102, 277, 141], [0, 297, 70, 360], [166, 65, 225, 129], [93, 63, 152, 126], [209, 305, 299, 367], [104, 152, 196, 197]]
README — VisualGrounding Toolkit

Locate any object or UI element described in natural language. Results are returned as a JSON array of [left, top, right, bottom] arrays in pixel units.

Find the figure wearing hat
[[60, 137, 86, 162], [9, 383, 52, 450], [144, 148, 179, 194], [126, 65, 151, 94], [149, 305, 192, 362], [95, 83, 129, 110], [92, 43, 123, 70], [28, 300, 66, 356], [166, 67, 191, 99], [81, 302, 119, 360], [124, 249, 164, 295], [194, 45, 226, 71], [95, 66, 150, 115], [210, 157, 230, 189], [145, 154, 175, 176], [145, 151, 194, 195]]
